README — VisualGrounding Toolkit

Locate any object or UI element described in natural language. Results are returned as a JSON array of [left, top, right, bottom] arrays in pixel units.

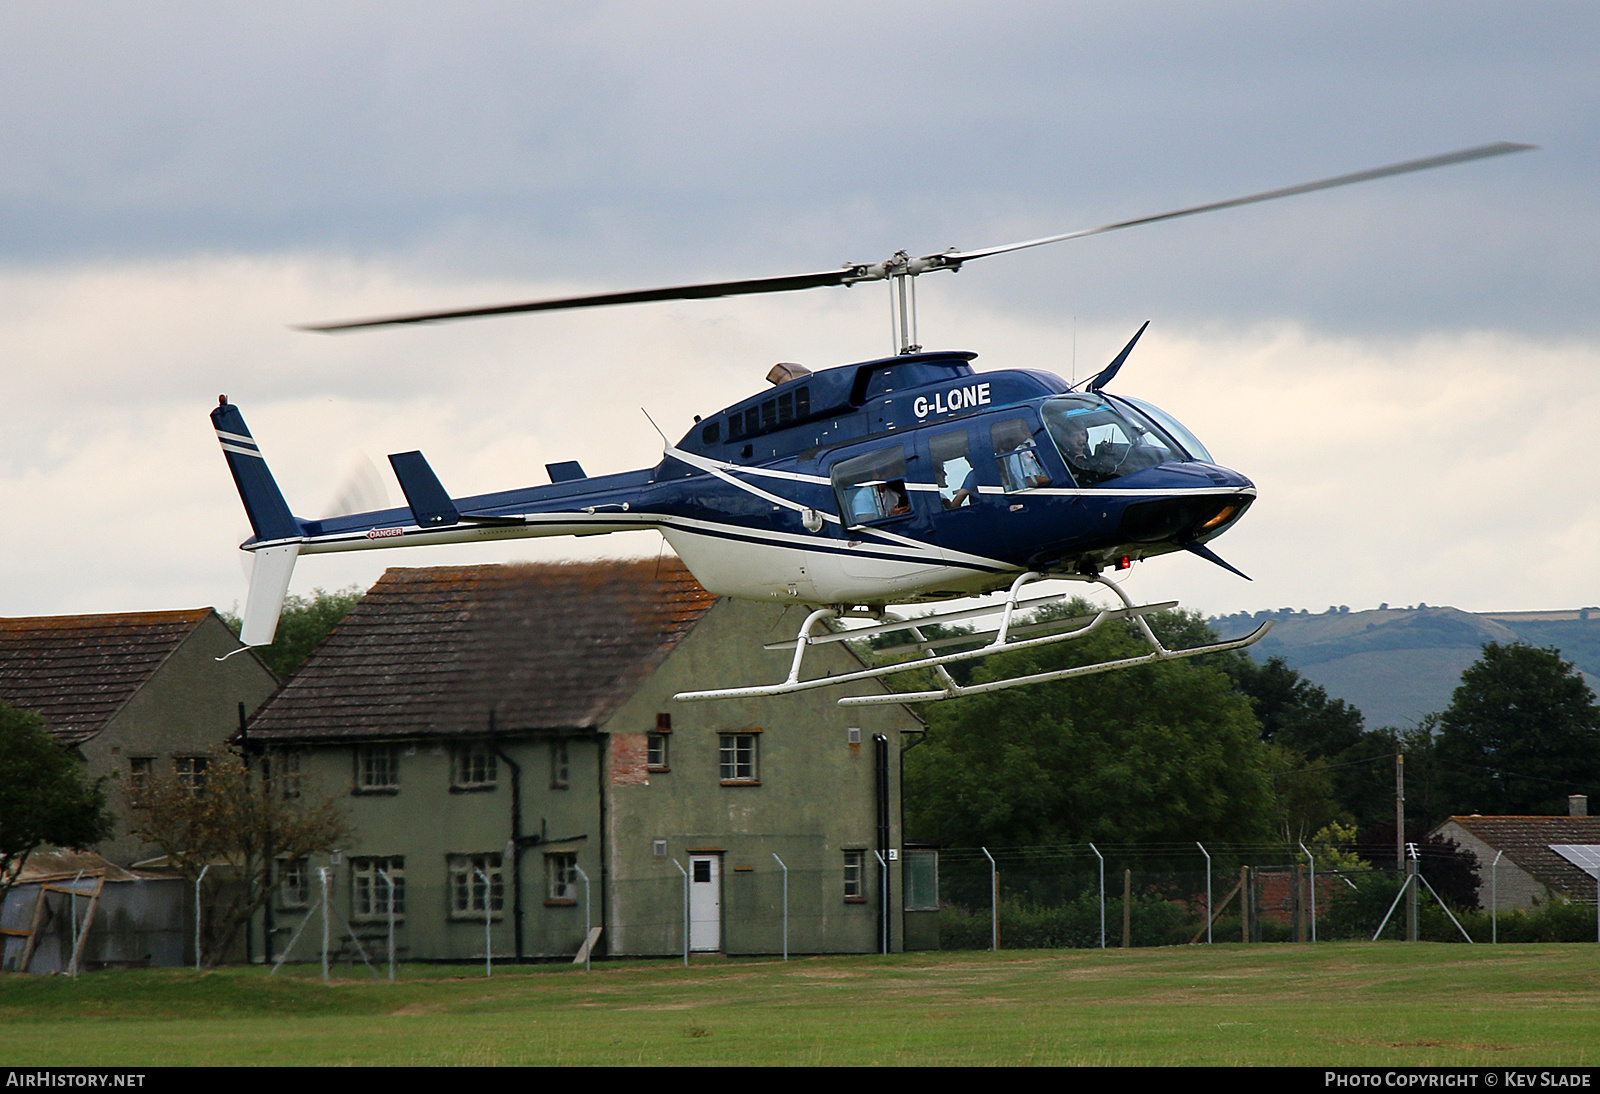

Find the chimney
[[1570, 794, 1588, 817]]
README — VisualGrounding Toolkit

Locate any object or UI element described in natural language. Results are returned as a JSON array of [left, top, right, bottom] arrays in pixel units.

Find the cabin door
[[689, 855, 722, 952]]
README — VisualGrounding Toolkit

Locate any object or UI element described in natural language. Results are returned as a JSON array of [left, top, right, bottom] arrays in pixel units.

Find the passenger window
[[931, 430, 975, 509], [992, 419, 1051, 493], [832, 447, 912, 526]]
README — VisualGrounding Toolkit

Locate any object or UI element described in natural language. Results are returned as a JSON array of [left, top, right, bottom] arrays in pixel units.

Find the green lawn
[[3, 944, 1598, 1066]]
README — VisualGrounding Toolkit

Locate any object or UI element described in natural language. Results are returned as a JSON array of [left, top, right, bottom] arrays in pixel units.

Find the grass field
[[3, 943, 1599, 1067]]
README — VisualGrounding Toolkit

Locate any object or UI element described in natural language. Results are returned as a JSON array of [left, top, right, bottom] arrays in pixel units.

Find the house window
[[449, 853, 503, 918], [844, 850, 866, 902], [174, 756, 209, 794], [268, 749, 302, 800], [127, 757, 154, 807], [549, 740, 569, 789], [546, 853, 579, 904], [356, 745, 399, 793], [351, 857, 406, 919], [649, 712, 671, 770], [451, 742, 497, 791], [719, 733, 759, 784], [279, 857, 310, 909]]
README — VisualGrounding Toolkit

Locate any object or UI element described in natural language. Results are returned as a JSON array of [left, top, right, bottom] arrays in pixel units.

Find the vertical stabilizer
[[210, 397, 300, 542]]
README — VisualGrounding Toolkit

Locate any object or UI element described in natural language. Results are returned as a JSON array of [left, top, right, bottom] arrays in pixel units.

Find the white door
[[689, 855, 721, 952]]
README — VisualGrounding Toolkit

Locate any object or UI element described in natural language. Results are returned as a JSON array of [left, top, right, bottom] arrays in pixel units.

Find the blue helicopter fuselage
[[219, 349, 1255, 608]]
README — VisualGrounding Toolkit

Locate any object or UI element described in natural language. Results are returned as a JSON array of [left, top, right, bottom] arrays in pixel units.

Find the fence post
[[981, 847, 998, 951], [1298, 842, 1317, 943], [672, 858, 689, 966], [1406, 844, 1419, 942], [319, 867, 331, 983], [1240, 866, 1250, 943], [1089, 843, 1105, 950], [574, 864, 592, 972], [476, 867, 494, 977], [194, 864, 210, 972], [1121, 868, 1132, 948], [381, 870, 396, 981], [772, 853, 789, 961], [1196, 842, 1212, 945], [1491, 850, 1502, 944]]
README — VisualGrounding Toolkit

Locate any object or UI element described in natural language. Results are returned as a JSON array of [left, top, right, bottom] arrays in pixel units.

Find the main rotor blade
[[299, 268, 859, 331], [939, 142, 1535, 265]]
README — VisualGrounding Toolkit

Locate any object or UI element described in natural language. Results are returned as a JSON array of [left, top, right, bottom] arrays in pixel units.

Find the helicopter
[[213, 142, 1531, 704]]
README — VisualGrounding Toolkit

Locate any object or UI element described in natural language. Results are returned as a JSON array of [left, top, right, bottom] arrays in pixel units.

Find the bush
[[938, 890, 1193, 950]]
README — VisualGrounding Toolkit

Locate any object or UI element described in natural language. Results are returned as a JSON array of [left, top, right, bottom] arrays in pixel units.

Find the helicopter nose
[[1117, 463, 1255, 545]]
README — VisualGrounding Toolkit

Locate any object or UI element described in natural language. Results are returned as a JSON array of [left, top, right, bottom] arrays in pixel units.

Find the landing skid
[[672, 572, 1272, 705]]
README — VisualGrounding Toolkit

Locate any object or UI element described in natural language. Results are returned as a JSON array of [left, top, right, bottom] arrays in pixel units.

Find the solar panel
[[1549, 844, 1600, 880]]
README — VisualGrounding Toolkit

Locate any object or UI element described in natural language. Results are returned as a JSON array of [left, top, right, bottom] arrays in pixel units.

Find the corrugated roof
[[1445, 815, 1600, 899], [0, 609, 212, 745], [247, 558, 719, 742]]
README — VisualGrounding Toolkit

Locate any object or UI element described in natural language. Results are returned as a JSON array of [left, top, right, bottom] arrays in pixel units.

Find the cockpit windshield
[[1041, 394, 1189, 486]]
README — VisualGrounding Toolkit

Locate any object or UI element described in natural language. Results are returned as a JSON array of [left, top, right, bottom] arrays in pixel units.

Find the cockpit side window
[[832, 447, 912, 527], [991, 418, 1051, 493]]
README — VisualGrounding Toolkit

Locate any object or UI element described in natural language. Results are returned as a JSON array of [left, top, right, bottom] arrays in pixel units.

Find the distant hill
[[1210, 606, 1600, 730]]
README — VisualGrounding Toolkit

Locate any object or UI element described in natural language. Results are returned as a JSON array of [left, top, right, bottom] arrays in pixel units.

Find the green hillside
[[1211, 606, 1600, 730]]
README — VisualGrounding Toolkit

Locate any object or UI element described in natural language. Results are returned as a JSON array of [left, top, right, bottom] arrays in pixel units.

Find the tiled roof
[[247, 558, 719, 742], [1444, 815, 1600, 899], [0, 609, 213, 745]]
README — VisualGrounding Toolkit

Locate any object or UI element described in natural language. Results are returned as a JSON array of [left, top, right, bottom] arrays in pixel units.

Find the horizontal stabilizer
[[241, 543, 300, 647], [546, 461, 587, 484], [388, 451, 459, 527]]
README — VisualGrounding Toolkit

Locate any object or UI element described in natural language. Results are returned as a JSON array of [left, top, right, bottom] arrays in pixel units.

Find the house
[[0, 609, 280, 866], [1431, 798, 1600, 910], [243, 558, 923, 962]]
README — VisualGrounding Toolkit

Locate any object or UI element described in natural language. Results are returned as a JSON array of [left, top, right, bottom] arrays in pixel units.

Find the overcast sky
[[1, 1, 1595, 623]]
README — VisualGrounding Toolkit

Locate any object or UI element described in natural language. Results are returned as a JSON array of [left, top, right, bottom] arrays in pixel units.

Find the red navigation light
[[1116, 556, 1132, 570]]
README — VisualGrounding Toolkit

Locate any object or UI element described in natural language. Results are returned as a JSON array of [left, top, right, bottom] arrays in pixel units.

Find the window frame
[[831, 446, 913, 528], [448, 853, 505, 919], [173, 755, 209, 795], [843, 850, 866, 902], [450, 741, 498, 792], [545, 852, 579, 906], [351, 856, 406, 920], [127, 756, 154, 808], [354, 745, 400, 795], [718, 732, 760, 786], [267, 748, 302, 801], [549, 739, 570, 790], [277, 856, 311, 910]]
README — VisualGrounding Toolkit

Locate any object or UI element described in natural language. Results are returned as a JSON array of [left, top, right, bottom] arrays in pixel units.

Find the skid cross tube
[[673, 572, 1271, 704]]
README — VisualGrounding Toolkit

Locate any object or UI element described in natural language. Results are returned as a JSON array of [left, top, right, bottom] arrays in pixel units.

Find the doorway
[[689, 854, 722, 952]]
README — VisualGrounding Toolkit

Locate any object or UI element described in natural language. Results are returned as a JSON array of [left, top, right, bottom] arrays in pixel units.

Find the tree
[[125, 751, 347, 965], [222, 586, 362, 679], [0, 701, 113, 899], [1433, 642, 1600, 817], [1222, 655, 1365, 758], [904, 606, 1277, 847]]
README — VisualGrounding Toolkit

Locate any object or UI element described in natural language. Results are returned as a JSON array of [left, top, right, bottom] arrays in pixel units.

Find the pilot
[[1057, 419, 1091, 468]]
